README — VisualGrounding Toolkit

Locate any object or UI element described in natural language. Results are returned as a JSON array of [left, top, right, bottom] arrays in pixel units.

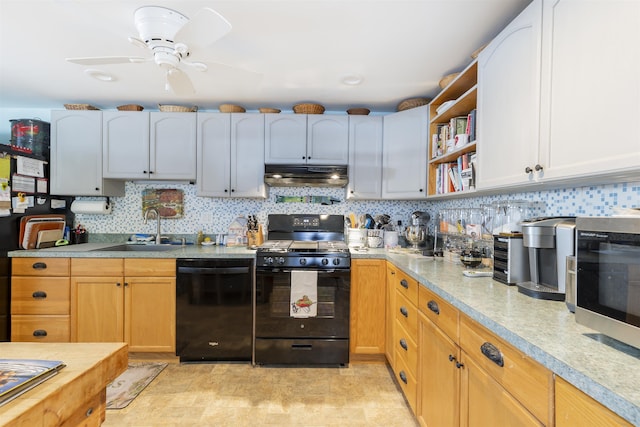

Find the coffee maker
[[516, 217, 576, 300]]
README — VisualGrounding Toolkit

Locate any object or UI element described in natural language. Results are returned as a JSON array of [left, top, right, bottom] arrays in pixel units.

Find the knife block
[[247, 225, 263, 248]]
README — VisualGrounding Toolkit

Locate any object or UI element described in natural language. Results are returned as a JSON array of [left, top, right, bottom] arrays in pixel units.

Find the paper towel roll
[[71, 200, 112, 215]]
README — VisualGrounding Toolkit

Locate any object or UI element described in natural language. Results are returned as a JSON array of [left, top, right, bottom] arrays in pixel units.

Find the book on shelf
[[467, 109, 477, 142], [0, 359, 66, 406]]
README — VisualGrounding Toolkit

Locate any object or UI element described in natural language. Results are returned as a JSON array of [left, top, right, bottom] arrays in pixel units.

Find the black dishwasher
[[176, 258, 253, 362]]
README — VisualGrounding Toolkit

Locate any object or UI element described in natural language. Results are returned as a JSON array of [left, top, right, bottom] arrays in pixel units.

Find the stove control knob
[[321, 258, 329, 266], [299, 258, 307, 266], [277, 257, 285, 265], [265, 257, 274, 265], [333, 258, 341, 266]]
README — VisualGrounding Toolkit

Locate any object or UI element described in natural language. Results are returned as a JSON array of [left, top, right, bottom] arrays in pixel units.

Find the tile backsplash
[[74, 180, 640, 238]]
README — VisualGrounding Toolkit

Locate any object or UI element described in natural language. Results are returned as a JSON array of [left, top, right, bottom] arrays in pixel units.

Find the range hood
[[264, 164, 348, 187]]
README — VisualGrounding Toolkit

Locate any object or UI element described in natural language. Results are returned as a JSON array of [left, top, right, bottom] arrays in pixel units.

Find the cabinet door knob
[[534, 164, 543, 171], [32, 291, 47, 299], [448, 354, 456, 362], [525, 166, 533, 173], [455, 362, 464, 369], [480, 342, 504, 367], [143, 170, 148, 174], [116, 282, 121, 287], [427, 300, 440, 315]]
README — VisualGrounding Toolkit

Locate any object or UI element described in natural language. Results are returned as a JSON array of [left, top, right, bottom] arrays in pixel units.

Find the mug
[[455, 133, 469, 147]]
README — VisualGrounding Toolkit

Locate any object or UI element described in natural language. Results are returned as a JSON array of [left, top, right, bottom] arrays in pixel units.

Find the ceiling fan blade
[[174, 8, 232, 48], [166, 68, 195, 95], [66, 56, 147, 65]]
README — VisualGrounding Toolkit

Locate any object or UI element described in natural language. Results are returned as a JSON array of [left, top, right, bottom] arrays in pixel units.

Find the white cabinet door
[[231, 114, 266, 198], [347, 116, 383, 199], [476, 0, 542, 190], [150, 112, 197, 180], [50, 110, 124, 196], [102, 111, 149, 179], [382, 106, 428, 199], [538, 0, 640, 181], [197, 113, 231, 197], [307, 115, 349, 165], [264, 115, 307, 164]]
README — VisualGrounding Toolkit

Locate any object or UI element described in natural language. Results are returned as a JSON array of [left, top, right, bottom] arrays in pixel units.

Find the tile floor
[[103, 361, 418, 427]]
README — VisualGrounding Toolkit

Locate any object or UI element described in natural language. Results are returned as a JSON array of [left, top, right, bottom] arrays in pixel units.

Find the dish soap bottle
[[196, 230, 204, 245]]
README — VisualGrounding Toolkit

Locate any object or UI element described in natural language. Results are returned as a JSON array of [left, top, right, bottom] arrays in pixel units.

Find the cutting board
[[36, 229, 64, 248], [19, 215, 66, 249]]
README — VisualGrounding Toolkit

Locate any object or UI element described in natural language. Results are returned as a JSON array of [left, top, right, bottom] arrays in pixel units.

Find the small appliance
[[405, 211, 430, 253], [575, 216, 640, 349], [516, 217, 576, 300]]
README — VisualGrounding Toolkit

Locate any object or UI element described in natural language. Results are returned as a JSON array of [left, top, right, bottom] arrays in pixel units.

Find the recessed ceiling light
[[84, 69, 116, 82], [341, 74, 364, 86]]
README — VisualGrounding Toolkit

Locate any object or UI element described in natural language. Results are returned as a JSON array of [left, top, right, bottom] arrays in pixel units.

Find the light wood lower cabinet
[[11, 258, 70, 342], [70, 258, 176, 352], [414, 275, 552, 426], [350, 259, 386, 355], [555, 376, 632, 427]]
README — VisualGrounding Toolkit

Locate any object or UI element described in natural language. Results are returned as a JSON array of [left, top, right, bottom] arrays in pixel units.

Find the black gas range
[[256, 214, 350, 270], [254, 214, 351, 366]]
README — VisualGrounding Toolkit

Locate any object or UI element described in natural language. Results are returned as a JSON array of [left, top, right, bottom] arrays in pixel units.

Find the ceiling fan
[[66, 6, 234, 95]]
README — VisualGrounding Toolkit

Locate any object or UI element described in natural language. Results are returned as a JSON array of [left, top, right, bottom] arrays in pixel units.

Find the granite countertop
[[8, 242, 257, 258], [8, 244, 640, 424]]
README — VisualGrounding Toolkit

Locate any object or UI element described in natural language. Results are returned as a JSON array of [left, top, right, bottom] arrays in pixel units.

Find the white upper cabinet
[[347, 115, 383, 199], [103, 111, 196, 181], [477, 0, 640, 191], [476, 0, 542, 190], [537, 0, 640, 182], [50, 110, 124, 196], [149, 112, 197, 181], [197, 113, 266, 198], [382, 106, 429, 199], [103, 111, 150, 180], [265, 114, 349, 165], [306, 115, 349, 165]]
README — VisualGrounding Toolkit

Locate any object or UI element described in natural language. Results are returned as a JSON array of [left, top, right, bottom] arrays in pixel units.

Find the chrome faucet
[[144, 207, 163, 245]]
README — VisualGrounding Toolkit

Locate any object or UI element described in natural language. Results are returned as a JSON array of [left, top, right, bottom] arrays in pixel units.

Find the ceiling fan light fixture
[[84, 69, 115, 82]]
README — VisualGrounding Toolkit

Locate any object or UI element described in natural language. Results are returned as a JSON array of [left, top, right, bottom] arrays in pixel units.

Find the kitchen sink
[[92, 244, 180, 252]]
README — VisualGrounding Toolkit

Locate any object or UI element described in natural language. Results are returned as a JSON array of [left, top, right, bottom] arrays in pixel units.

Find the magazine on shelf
[[0, 359, 66, 406]]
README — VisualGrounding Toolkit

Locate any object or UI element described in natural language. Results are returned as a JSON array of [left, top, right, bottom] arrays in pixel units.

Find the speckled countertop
[[9, 244, 640, 424]]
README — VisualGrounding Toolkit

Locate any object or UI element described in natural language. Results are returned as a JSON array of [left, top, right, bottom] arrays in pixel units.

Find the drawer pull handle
[[399, 338, 408, 351], [32, 291, 47, 299], [400, 279, 409, 289], [427, 300, 440, 315], [32, 262, 47, 270], [85, 407, 94, 417], [481, 342, 504, 367], [400, 306, 408, 317], [33, 329, 48, 337], [291, 344, 312, 351], [399, 370, 408, 384]]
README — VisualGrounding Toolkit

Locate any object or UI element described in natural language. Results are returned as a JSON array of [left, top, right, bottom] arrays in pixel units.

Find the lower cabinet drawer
[[11, 315, 70, 342], [395, 290, 418, 339], [11, 277, 70, 315], [394, 353, 417, 414], [394, 319, 418, 377]]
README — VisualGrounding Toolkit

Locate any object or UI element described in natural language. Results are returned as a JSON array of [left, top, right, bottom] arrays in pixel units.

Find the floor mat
[[106, 362, 167, 409]]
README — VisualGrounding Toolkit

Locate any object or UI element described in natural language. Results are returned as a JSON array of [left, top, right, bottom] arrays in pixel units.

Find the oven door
[[575, 226, 640, 348], [255, 268, 350, 339]]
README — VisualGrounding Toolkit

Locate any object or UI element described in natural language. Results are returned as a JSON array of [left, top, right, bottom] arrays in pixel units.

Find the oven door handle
[[257, 269, 340, 274]]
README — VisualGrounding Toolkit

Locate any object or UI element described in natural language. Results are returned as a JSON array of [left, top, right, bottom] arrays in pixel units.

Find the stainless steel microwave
[[575, 216, 640, 349]]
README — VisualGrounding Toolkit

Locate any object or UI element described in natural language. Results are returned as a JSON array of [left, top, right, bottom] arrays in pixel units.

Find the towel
[[290, 270, 318, 318]]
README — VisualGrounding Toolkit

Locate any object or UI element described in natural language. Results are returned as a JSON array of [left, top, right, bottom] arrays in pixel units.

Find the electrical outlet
[[200, 212, 213, 226]]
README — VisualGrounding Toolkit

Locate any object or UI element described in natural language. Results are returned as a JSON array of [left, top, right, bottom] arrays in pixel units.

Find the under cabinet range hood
[[264, 164, 348, 187]]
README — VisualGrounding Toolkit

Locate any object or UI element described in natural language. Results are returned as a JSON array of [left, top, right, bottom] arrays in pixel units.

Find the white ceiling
[[0, 0, 531, 113]]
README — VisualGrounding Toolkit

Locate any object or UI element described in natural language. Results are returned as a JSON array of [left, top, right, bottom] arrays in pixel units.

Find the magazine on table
[[0, 359, 66, 406]]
